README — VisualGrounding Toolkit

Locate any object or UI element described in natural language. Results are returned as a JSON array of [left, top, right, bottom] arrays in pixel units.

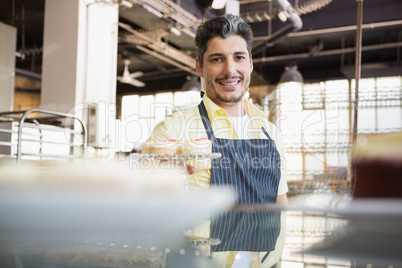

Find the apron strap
[[261, 127, 273, 140], [198, 101, 215, 139], [199, 101, 273, 141]]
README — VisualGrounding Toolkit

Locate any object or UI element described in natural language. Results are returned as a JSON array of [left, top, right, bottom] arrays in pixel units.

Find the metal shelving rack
[[0, 109, 87, 165], [271, 79, 402, 197]]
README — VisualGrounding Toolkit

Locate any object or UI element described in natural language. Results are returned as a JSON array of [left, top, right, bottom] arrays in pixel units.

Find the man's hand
[[276, 193, 289, 205]]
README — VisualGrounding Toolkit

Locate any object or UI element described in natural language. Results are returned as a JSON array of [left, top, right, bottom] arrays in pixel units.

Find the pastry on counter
[[141, 139, 180, 155], [180, 138, 212, 155]]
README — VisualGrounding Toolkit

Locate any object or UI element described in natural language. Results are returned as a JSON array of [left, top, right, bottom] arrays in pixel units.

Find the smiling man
[[148, 13, 288, 205], [147, 13, 288, 267]]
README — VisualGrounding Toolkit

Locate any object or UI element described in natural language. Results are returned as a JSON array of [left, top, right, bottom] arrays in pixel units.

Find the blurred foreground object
[[0, 161, 235, 250]]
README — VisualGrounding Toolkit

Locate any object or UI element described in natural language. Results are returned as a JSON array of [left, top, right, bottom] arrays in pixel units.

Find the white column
[[41, 0, 119, 148], [0, 22, 17, 112]]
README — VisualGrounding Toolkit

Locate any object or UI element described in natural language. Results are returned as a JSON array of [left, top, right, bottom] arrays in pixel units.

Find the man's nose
[[223, 59, 236, 77]]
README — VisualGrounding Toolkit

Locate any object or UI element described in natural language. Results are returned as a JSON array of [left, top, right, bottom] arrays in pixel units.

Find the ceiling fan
[[117, 59, 145, 87]]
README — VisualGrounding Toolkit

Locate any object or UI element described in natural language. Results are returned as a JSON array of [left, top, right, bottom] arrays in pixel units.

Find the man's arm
[[276, 193, 289, 205]]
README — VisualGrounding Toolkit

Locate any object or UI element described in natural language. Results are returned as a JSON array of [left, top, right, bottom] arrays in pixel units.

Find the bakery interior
[[0, 0, 402, 267]]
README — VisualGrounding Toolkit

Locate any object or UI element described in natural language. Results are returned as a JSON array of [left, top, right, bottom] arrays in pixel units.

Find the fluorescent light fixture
[[170, 26, 181, 36], [211, 0, 228, 9], [120, 0, 133, 8]]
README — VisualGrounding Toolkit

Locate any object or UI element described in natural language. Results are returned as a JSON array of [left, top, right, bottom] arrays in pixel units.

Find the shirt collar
[[244, 97, 265, 117], [202, 94, 225, 118]]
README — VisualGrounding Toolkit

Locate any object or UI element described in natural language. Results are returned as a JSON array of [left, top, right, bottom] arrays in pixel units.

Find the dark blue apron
[[198, 101, 281, 204], [198, 101, 282, 258]]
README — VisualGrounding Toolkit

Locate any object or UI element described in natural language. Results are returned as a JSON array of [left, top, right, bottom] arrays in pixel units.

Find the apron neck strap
[[198, 101, 215, 139]]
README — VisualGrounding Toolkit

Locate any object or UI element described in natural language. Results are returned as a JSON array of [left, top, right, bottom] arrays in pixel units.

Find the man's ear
[[195, 57, 204, 78]]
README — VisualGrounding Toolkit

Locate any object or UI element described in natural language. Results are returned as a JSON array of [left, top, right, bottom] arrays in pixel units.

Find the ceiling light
[[279, 66, 304, 84], [225, 0, 239, 15], [277, 11, 288, 22], [211, 0, 228, 9], [182, 76, 201, 91]]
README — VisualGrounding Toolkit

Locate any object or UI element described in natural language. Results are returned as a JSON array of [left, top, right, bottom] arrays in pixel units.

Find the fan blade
[[117, 61, 145, 87], [129, 79, 145, 87], [130, 71, 144, 78], [117, 76, 131, 84]]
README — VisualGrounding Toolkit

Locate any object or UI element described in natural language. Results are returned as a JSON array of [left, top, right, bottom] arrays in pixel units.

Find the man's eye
[[211, 58, 221, 62], [236, 56, 246, 60]]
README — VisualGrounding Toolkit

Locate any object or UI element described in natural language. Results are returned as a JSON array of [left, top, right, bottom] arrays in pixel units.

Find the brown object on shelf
[[351, 131, 402, 198]]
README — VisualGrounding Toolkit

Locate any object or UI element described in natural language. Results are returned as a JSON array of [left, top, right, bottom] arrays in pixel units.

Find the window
[[120, 91, 201, 151]]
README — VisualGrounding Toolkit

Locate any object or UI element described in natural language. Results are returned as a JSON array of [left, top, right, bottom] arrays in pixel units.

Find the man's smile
[[216, 76, 243, 87], [218, 80, 240, 86]]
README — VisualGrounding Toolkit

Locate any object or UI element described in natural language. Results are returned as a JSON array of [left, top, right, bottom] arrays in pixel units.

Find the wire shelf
[[0, 109, 87, 164]]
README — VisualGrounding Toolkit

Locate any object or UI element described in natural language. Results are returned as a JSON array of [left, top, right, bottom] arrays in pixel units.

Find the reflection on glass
[[210, 211, 281, 253], [184, 209, 286, 268], [210, 210, 284, 267]]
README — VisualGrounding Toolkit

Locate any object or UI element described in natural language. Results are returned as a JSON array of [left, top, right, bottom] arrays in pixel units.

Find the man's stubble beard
[[206, 77, 250, 105]]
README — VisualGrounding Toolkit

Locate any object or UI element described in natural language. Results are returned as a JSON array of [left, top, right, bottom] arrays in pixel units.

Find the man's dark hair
[[195, 13, 253, 65]]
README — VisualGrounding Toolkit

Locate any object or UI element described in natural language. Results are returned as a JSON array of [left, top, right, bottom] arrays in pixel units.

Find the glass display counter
[[0, 163, 401, 268]]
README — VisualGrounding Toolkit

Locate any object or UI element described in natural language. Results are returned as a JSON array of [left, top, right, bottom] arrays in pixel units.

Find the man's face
[[196, 35, 253, 108]]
